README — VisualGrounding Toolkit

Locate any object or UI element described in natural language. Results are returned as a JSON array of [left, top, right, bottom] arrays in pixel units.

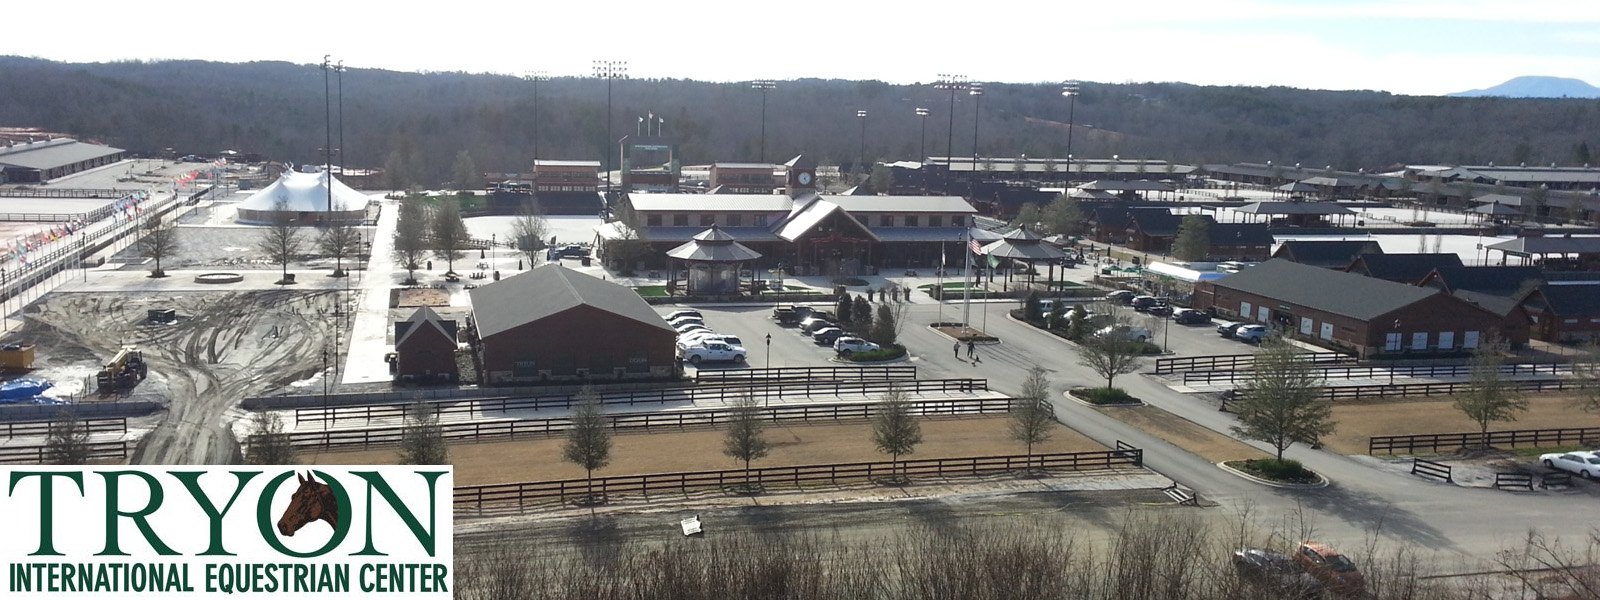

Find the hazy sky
[[7, 0, 1598, 96]]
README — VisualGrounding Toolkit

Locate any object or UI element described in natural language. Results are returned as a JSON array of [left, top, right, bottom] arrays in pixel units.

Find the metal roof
[[1470, 202, 1522, 215], [627, 193, 794, 212], [827, 194, 977, 214], [1209, 223, 1275, 246], [1236, 202, 1356, 215], [665, 227, 764, 262], [1079, 180, 1176, 192], [394, 306, 457, 347], [868, 227, 991, 243], [1530, 283, 1600, 316], [634, 226, 783, 243], [1487, 235, 1600, 255], [1211, 259, 1442, 321], [533, 160, 601, 168], [467, 264, 675, 339], [0, 138, 124, 170], [710, 162, 781, 170], [1273, 240, 1383, 268], [1349, 253, 1464, 282]]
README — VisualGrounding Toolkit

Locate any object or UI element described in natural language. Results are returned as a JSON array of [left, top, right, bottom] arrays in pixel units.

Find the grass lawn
[[634, 285, 668, 297], [1319, 394, 1600, 455], [919, 282, 975, 290]]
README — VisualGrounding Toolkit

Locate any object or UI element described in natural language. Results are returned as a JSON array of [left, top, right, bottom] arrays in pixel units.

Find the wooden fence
[[695, 366, 917, 384], [455, 448, 1145, 509], [1371, 426, 1600, 455], [0, 440, 129, 464], [268, 397, 1014, 451], [1155, 352, 1352, 375], [1323, 378, 1597, 402], [1183, 362, 1570, 385], [292, 378, 989, 426], [0, 417, 126, 439]]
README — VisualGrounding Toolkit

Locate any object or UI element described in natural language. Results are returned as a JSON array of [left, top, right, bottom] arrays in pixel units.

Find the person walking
[[953, 341, 961, 358], [966, 340, 977, 360]]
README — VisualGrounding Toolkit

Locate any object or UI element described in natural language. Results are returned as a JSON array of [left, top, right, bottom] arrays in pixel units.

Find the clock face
[[797, 171, 813, 185]]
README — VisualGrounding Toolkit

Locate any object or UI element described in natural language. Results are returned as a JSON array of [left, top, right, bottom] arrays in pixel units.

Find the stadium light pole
[[322, 55, 333, 216], [1062, 82, 1080, 174], [934, 74, 968, 193], [970, 82, 984, 165], [525, 71, 547, 163], [593, 60, 628, 203], [337, 60, 345, 183], [752, 80, 776, 162], [915, 107, 930, 161], [856, 110, 868, 179]]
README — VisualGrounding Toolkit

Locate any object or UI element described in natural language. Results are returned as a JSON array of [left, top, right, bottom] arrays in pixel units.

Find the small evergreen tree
[[1023, 291, 1043, 322], [836, 293, 853, 326], [871, 303, 898, 346], [1173, 215, 1211, 261], [1067, 305, 1089, 340], [852, 296, 873, 335], [245, 411, 297, 465], [398, 401, 449, 465]]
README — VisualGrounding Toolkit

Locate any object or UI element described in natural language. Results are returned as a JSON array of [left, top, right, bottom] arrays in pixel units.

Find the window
[[1565, 318, 1580, 324], [1463, 331, 1480, 349], [905, 215, 920, 227], [1300, 317, 1313, 335], [952, 216, 965, 226], [929, 215, 943, 227], [1384, 333, 1402, 351], [513, 361, 537, 377], [1438, 331, 1454, 349], [1240, 302, 1253, 321], [879, 215, 893, 227], [1257, 306, 1269, 322], [1319, 322, 1334, 340], [700, 214, 716, 227], [673, 214, 688, 226], [727, 214, 743, 227], [626, 352, 650, 373], [646, 214, 663, 227], [754, 214, 768, 227], [1411, 332, 1428, 350]]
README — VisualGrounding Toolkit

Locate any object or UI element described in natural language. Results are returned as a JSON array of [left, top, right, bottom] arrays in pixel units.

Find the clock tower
[[784, 154, 817, 198]]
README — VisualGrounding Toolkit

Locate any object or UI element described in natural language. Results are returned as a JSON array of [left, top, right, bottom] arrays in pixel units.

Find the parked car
[[555, 245, 589, 258], [1234, 324, 1270, 344], [1173, 309, 1212, 325], [679, 332, 742, 348], [1217, 321, 1244, 338], [1232, 548, 1321, 598], [834, 337, 881, 355], [772, 307, 801, 325], [1104, 290, 1136, 304], [1094, 324, 1152, 343], [1540, 450, 1600, 478], [800, 317, 835, 335], [677, 341, 747, 364], [1292, 542, 1365, 596], [674, 323, 710, 335], [1147, 304, 1173, 317], [664, 310, 702, 322], [1130, 295, 1160, 311], [812, 327, 847, 345], [667, 315, 704, 329]]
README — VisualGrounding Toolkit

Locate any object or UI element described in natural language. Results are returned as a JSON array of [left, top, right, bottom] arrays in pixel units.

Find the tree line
[[4, 57, 1598, 187]]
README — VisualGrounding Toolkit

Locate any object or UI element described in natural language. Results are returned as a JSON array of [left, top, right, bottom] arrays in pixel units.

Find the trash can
[[581, 257, 592, 267], [493, 271, 500, 281], [284, 273, 296, 283]]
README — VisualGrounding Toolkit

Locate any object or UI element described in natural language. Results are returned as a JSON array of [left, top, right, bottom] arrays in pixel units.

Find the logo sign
[[1, 467, 452, 599]]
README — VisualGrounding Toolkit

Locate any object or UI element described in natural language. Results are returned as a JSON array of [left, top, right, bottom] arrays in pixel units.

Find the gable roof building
[[392, 307, 459, 382], [1272, 240, 1385, 268], [1345, 253, 1465, 283]]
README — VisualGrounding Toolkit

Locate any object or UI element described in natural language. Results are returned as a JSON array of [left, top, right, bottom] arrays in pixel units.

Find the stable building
[[392, 307, 459, 384], [0, 137, 126, 183], [1345, 253, 1464, 283], [467, 264, 676, 384], [1517, 282, 1600, 343], [1271, 240, 1384, 269], [1193, 259, 1518, 357]]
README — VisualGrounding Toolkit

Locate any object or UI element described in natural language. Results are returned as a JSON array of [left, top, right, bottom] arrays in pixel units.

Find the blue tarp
[[0, 379, 56, 404]]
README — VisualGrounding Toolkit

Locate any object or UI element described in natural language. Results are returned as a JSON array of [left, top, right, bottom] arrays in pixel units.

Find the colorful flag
[[969, 238, 983, 255]]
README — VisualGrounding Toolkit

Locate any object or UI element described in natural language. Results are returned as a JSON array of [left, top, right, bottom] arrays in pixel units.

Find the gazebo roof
[[1469, 202, 1522, 216], [981, 227, 1069, 261], [666, 225, 764, 262], [1002, 227, 1047, 242], [1275, 181, 1320, 192]]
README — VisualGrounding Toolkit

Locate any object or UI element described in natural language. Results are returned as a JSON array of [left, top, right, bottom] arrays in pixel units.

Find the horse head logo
[[277, 471, 340, 537]]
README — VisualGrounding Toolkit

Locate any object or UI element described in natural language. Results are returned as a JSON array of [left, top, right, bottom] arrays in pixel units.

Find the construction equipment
[[96, 346, 149, 392], [0, 343, 35, 371]]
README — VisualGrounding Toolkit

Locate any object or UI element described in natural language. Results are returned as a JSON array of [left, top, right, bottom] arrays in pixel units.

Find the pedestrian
[[866, 288, 876, 302], [966, 340, 977, 359], [953, 341, 960, 358]]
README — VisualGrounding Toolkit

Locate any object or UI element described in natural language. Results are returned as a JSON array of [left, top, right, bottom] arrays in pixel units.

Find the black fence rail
[[695, 366, 917, 384], [0, 440, 129, 464], [1370, 426, 1600, 455], [1324, 378, 1598, 403], [0, 188, 131, 199], [455, 448, 1144, 509], [1411, 458, 1453, 482], [292, 378, 990, 426], [1, 417, 126, 439], [267, 397, 1013, 451], [1493, 473, 1534, 491], [1155, 352, 1352, 375], [1183, 362, 1571, 385]]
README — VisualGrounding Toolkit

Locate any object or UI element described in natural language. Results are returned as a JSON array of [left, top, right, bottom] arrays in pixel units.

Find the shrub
[[839, 345, 907, 362], [1077, 387, 1137, 405], [1238, 457, 1317, 483]]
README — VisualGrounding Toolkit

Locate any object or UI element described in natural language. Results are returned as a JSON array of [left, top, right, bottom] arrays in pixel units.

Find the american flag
[[969, 238, 984, 255]]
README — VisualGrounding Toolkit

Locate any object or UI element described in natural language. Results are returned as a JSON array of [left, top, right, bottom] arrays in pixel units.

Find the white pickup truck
[[677, 341, 747, 364]]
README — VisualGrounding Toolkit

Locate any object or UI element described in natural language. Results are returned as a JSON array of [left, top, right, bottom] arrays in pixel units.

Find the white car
[[663, 310, 702, 322], [1093, 324, 1151, 343], [677, 341, 747, 364], [833, 337, 881, 355], [674, 322, 710, 335], [679, 332, 743, 347], [1540, 451, 1600, 478], [1234, 324, 1270, 344], [667, 315, 704, 328]]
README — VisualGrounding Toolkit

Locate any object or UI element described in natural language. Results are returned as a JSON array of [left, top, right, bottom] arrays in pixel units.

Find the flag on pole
[[940, 244, 946, 267], [969, 238, 983, 255]]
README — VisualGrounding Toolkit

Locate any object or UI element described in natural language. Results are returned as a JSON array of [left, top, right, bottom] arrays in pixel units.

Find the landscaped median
[[1094, 404, 1271, 466]]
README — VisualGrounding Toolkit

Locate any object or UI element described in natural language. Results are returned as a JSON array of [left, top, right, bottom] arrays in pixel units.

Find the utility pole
[[321, 55, 333, 215], [592, 61, 628, 203], [970, 83, 984, 165], [525, 71, 547, 163], [934, 74, 968, 194], [856, 110, 868, 180], [752, 80, 776, 162], [1062, 82, 1080, 169]]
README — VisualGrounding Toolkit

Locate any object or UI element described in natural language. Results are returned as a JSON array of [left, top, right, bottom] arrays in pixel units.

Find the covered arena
[[235, 169, 367, 225]]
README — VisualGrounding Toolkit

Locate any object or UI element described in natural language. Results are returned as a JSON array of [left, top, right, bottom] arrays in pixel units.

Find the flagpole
[[962, 231, 973, 335], [936, 240, 946, 325]]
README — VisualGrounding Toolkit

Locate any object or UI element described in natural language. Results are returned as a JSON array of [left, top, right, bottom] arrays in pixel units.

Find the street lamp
[[969, 82, 984, 165], [1062, 82, 1080, 174], [765, 333, 772, 369], [592, 60, 628, 202], [856, 110, 868, 181], [1390, 319, 1402, 385], [752, 80, 776, 162], [935, 74, 968, 191], [525, 71, 548, 163]]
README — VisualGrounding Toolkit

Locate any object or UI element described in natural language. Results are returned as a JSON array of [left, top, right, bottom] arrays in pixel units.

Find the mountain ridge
[[1450, 76, 1600, 98]]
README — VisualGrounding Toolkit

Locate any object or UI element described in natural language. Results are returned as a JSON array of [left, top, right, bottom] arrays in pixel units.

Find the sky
[[5, 0, 1599, 96]]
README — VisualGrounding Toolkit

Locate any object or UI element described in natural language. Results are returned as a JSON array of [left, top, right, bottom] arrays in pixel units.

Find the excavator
[[96, 346, 149, 392]]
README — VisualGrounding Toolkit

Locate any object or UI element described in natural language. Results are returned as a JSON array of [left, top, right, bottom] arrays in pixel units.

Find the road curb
[[1216, 461, 1330, 489], [1063, 389, 1145, 408]]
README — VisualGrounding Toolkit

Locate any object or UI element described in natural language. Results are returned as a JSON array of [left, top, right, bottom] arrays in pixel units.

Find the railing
[[0, 440, 129, 464], [1155, 352, 1352, 375], [1370, 426, 1600, 455], [292, 378, 990, 426], [454, 448, 1144, 509], [1183, 362, 1572, 385], [694, 366, 918, 384], [1493, 473, 1533, 491], [268, 397, 1013, 451], [0, 417, 126, 439], [1323, 378, 1597, 402], [1411, 458, 1453, 482], [0, 188, 130, 199]]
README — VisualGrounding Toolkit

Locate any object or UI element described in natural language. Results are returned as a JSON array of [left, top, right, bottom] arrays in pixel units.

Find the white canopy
[[238, 170, 368, 213]]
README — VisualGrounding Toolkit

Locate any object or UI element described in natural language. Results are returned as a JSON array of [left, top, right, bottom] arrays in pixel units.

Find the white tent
[[235, 169, 368, 224]]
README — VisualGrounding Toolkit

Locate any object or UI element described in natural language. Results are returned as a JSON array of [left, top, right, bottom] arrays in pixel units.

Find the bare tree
[[316, 221, 362, 278], [1455, 332, 1527, 438], [1010, 366, 1057, 472], [603, 195, 647, 276], [398, 400, 449, 465], [721, 394, 770, 490], [46, 409, 91, 465], [429, 195, 470, 275], [562, 386, 612, 501], [1230, 336, 1334, 461], [244, 411, 297, 465], [871, 385, 922, 481], [256, 199, 304, 284], [392, 194, 429, 284], [135, 215, 180, 278], [510, 198, 549, 267], [1074, 309, 1145, 390]]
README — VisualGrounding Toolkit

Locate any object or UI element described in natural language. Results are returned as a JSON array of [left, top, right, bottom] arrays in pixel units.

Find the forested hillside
[[3, 57, 1597, 186]]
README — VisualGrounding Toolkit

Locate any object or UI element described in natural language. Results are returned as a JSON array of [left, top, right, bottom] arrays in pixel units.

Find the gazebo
[[978, 226, 1071, 287], [665, 226, 764, 295]]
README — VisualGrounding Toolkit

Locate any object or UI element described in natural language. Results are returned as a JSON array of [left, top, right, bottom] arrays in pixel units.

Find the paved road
[[665, 299, 1587, 561]]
